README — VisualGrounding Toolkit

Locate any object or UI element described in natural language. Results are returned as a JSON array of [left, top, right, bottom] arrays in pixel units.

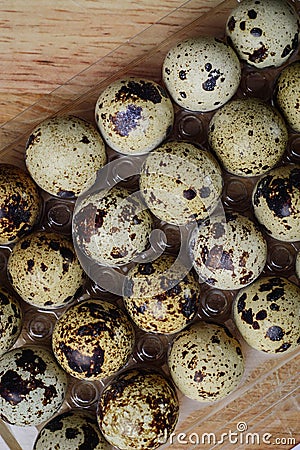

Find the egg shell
[[233, 276, 300, 354], [0, 346, 67, 426], [162, 36, 241, 112], [168, 321, 244, 402], [208, 97, 288, 177], [123, 253, 200, 334], [33, 410, 110, 450], [7, 231, 85, 309], [0, 287, 23, 357], [296, 252, 300, 279], [25, 115, 107, 198], [52, 299, 135, 380], [139, 141, 223, 225], [190, 213, 267, 290], [73, 185, 152, 267], [95, 77, 174, 155], [275, 61, 300, 133], [226, 0, 299, 68], [97, 368, 179, 450], [252, 164, 300, 242], [0, 164, 41, 245]]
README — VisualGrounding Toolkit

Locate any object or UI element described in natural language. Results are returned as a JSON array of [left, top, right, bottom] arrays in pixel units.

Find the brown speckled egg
[[252, 164, 300, 242], [226, 0, 299, 68], [168, 322, 244, 402], [97, 368, 179, 450], [208, 98, 288, 177], [123, 254, 200, 334], [190, 213, 267, 290], [162, 37, 241, 112], [25, 115, 107, 198], [0, 287, 22, 357], [73, 186, 152, 267], [95, 78, 174, 155], [0, 164, 41, 245], [34, 411, 110, 450], [233, 277, 300, 354], [296, 252, 300, 279], [275, 61, 300, 133], [0, 346, 67, 426], [52, 299, 135, 380], [139, 141, 223, 225], [7, 231, 85, 309]]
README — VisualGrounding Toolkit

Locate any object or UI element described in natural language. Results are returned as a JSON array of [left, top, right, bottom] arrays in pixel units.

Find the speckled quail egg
[[95, 77, 174, 155], [233, 276, 300, 354], [296, 252, 300, 279], [34, 411, 110, 450], [0, 164, 41, 245], [162, 36, 241, 112], [190, 213, 267, 290], [275, 61, 300, 132], [0, 286, 22, 357], [139, 141, 223, 225], [208, 98, 288, 177], [52, 299, 134, 380], [97, 368, 179, 450], [252, 164, 300, 242], [25, 115, 107, 198], [226, 0, 299, 68], [123, 253, 200, 334], [168, 321, 244, 402], [7, 231, 85, 309], [0, 345, 67, 426], [73, 186, 152, 267]]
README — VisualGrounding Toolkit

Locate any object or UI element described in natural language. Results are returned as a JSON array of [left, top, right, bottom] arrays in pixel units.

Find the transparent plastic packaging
[[0, 0, 299, 449]]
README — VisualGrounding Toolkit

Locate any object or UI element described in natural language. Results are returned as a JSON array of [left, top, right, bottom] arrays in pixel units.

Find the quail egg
[[0, 164, 41, 245], [162, 36, 241, 112], [233, 276, 300, 354], [33, 410, 110, 450], [0, 345, 67, 426], [95, 77, 174, 155], [296, 252, 300, 279], [123, 253, 200, 334], [190, 213, 267, 290], [7, 231, 85, 309], [139, 141, 223, 225], [73, 186, 152, 267], [0, 286, 22, 357], [97, 368, 179, 450], [226, 0, 299, 68], [275, 61, 300, 132], [52, 299, 134, 380], [208, 98, 288, 177], [252, 164, 300, 242], [168, 321, 244, 402], [25, 115, 107, 198]]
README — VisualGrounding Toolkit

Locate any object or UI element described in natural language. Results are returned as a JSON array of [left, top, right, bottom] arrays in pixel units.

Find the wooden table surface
[[0, 1, 299, 449]]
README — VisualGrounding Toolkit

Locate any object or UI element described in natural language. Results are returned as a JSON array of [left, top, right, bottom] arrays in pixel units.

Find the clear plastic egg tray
[[0, 0, 299, 449]]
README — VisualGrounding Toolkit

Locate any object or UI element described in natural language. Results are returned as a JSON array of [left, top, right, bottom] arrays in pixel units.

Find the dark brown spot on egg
[[58, 342, 105, 377], [179, 70, 186, 80], [236, 346, 242, 356], [248, 9, 257, 19], [241, 308, 253, 325], [256, 310, 267, 320], [266, 325, 284, 341], [45, 413, 65, 432], [237, 293, 247, 313], [246, 44, 268, 63], [275, 343, 291, 353], [281, 45, 292, 58], [270, 303, 280, 311], [200, 186, 211, 198], [252, 321, 260, 330], [115, 80, 163, 104], [250, 28, 262, 37], [138, 262, 155, 275], [179, 91, 187, 98], [65, 427, 79, 439], [202, 69, 222, 91], [227, 16, 236, 32], [80, 135, 90, 144], [79, 424, 100, 449], [183, 189, 196, 200], [40, 262, 48, 272], [239, 271, 253, 285], [60, 246, 74, 262], [49, 240, 60, 251], [194, 370, 205, 382], [240, 21, 246, 31], [267, 287, 284, 302], [27, 259, 34, 273]]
